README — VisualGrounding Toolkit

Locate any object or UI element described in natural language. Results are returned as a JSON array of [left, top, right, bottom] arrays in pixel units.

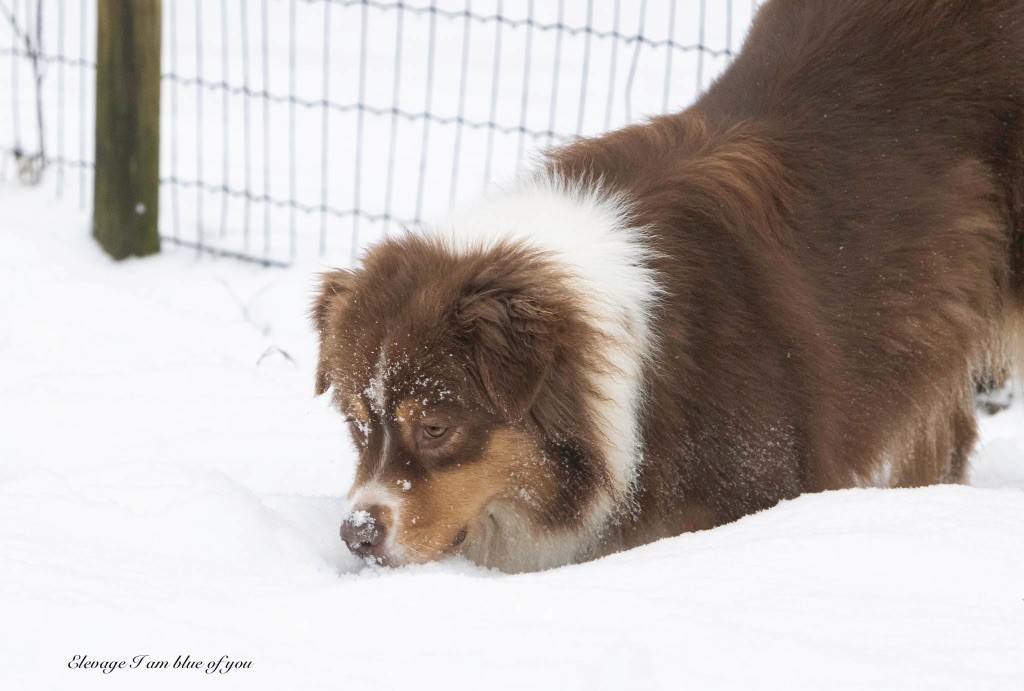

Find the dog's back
[[549, 0, 1024, 546], [706, 0, 1024, 303]]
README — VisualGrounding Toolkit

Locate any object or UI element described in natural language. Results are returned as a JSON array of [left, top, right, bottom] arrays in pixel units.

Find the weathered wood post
[[92, 0, 162, 259]]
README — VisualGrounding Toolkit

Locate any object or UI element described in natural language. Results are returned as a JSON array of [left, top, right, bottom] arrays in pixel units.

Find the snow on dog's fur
[[314, 181, 660, 572], [314, 0, 1024, 572]]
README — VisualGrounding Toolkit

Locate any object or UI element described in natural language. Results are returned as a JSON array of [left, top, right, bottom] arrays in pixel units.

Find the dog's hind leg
[[888, 387, 978, 488], [943, 398, 979, 485]]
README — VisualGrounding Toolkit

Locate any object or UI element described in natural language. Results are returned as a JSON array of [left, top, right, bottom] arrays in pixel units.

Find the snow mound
[[2, 189, 1023, 690]]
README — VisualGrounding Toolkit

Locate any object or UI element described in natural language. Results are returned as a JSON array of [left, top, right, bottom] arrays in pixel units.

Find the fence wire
[[1, 0, 759, 267]]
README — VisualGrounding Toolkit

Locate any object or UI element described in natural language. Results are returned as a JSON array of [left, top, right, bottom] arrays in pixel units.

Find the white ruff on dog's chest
[[429, 175, 662, 546]]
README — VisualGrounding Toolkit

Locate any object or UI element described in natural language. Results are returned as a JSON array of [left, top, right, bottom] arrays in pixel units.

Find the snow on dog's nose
[[340, 505, 391, 562]]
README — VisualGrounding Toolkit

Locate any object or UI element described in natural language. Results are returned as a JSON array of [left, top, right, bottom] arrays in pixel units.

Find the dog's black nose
[[341, 505, 389, 560]]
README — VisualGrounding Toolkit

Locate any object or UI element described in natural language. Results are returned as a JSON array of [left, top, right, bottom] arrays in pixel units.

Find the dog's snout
[[341, 505, 390, 559]]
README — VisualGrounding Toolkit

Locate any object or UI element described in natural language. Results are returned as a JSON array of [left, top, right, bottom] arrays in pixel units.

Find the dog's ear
[[311, 269, 354, 395], [455, 286, 560, 422]]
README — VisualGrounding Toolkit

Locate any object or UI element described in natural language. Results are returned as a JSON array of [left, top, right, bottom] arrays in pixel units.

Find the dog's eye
[[421, 425, 449, 440]]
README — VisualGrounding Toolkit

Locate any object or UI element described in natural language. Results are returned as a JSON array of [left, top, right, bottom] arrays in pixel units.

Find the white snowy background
[[2, 1, 1024, 690], [1, 0, 759, 264]]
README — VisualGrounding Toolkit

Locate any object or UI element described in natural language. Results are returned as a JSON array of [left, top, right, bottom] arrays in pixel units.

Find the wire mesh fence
[[1, 0, 760, 267]]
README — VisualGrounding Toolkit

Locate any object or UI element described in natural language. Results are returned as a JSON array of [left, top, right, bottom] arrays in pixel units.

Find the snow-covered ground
[[3, 188, 1024, 690]]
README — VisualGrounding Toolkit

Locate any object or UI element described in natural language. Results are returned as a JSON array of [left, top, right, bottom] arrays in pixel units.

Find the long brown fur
[[315, 0, 1024, 570]]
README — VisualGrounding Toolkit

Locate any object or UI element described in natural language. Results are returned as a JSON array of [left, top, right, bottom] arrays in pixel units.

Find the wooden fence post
[[92, 0, 162, 260]]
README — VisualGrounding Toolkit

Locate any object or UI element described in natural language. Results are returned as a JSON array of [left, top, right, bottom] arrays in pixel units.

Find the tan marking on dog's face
[[341, 395, 372, 448], [393, 398, 428, 449], [394, 398, 423, 424], [347, 422, 555, 566], [349, 396, 370, 426], [389, 426, 555, 564]]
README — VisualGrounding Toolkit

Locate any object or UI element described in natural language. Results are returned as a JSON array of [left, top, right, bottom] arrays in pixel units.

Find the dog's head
[[312, 236, 609, 572]]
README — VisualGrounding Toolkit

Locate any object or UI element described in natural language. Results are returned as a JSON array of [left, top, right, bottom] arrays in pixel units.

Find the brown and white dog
[[313, 0, 1024, 572]]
